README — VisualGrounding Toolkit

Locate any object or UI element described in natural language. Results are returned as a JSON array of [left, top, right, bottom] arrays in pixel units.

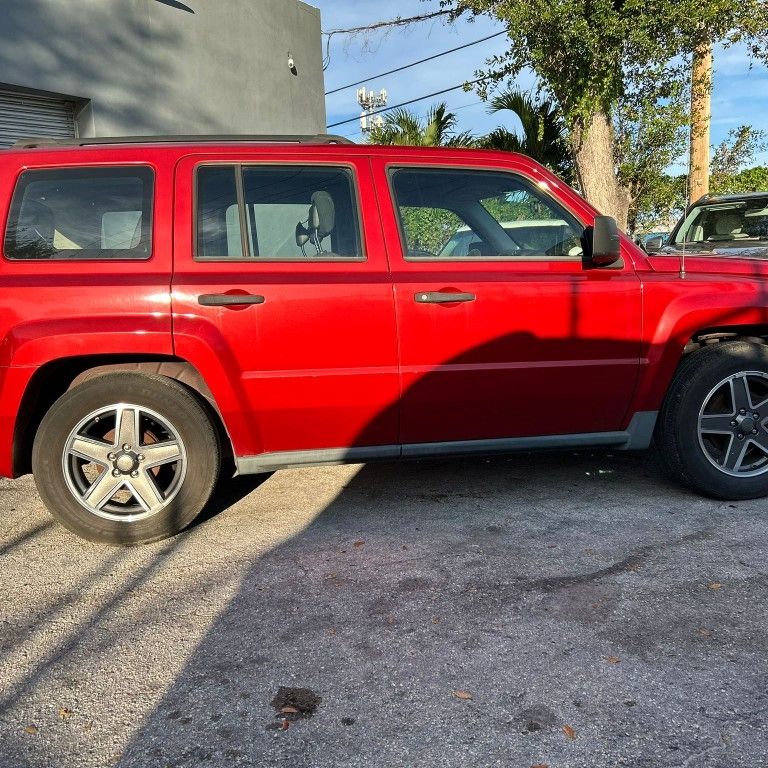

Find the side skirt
[[234, 411, 658, 475]]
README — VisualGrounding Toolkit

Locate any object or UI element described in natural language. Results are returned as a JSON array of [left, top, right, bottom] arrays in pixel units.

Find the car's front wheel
[[658, 341, 768, 499], [32, 372, 221, 544]]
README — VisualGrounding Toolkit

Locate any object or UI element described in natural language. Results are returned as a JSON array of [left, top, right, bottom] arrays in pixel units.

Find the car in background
[[646, 191, 768, 257], [438, 220, 583, 258], [634, 231, 668, 251]]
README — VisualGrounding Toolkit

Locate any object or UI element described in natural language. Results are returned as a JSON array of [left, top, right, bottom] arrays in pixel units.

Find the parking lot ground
[[1, 450, 767, 768]]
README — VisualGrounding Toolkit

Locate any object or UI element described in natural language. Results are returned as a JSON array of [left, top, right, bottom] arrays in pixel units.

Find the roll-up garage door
[[0, 88, 76, 148]]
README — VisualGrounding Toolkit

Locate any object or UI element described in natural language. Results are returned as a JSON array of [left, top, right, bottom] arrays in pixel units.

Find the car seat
[[295, 191, 335, 256]]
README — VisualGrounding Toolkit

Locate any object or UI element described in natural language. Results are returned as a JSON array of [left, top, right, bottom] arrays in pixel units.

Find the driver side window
[[390, 167, 584, 261]]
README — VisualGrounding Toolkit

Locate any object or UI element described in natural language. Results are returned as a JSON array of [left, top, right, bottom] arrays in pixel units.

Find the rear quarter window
[[4, 166, 154, 260]]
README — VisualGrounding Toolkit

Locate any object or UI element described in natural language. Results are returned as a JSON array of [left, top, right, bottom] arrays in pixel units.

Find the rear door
[[172, 150, 399, 462]]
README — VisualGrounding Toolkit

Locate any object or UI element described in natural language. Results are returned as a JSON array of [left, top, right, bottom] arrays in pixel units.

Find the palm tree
[[480, 89, 572, 181], [368, 102, 475, 147]]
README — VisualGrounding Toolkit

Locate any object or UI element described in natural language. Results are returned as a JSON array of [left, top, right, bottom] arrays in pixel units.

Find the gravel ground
[[1, 451, 767, 768]]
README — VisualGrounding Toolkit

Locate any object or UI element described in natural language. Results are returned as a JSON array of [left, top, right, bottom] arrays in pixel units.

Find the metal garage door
[[0, 88, 76, 148]]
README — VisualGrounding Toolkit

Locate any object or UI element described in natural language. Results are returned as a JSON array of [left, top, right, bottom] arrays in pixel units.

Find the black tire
[[658, 340, 768, 500], [32, 372, 221, 544]]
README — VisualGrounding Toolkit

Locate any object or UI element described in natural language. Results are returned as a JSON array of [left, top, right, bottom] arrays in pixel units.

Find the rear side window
[[4, 166, 153, 260], [195, 164, 363, 261]]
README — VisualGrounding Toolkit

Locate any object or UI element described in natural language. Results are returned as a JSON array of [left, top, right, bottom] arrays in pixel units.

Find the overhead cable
[[325, 31, 506, 95], [327, 78, 488, 129]]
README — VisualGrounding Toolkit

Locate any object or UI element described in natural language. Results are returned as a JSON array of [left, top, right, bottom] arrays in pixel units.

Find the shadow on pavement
[[108, 450, 768, 768]]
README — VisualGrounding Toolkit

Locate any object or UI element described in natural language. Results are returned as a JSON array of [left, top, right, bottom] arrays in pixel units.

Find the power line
[[450, 99, 485, 114], [325, 31, 506, 96], [322, 9, 453, 69], [339, 97, 486, 138], [323, 10, 451, 37], [327, 78, 488, 129], [341, 99, 486, 138]]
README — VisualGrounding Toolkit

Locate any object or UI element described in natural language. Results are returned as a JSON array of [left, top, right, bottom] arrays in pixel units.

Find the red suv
[[3, 135, 768, 545]]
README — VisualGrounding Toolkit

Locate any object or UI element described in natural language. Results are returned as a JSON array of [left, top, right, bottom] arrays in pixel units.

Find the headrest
[[714, 213, 742, 236], [310, 191, 335, 238], [295, 221, 311, 247]]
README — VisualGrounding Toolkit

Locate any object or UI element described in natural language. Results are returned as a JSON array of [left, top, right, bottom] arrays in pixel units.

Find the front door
[[371, 157, 642, 446]]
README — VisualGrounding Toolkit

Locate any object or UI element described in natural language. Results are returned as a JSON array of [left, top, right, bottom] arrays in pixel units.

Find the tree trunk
[[688, 43, 712, 203], [570, 110, 631, 230]]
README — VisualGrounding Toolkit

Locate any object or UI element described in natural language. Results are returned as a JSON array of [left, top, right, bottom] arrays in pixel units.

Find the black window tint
[[196, 165, 243, 259], [241, 166, 361, 260], [391, 168, 584, 261], [5, 167, 153, 260]]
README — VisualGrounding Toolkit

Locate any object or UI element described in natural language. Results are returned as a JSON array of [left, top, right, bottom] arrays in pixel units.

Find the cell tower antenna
[[357, 87, 388, 134]]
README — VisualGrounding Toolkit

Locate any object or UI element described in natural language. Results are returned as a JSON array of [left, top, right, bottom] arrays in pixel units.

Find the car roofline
[[10, 134, 356, 149], [692, 191, 768, 205]]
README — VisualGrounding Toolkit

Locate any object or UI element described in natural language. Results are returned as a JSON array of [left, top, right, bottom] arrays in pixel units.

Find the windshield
[[674, 200, 768, 246]]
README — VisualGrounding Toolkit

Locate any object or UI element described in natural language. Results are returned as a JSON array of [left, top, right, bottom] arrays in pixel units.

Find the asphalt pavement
[[1, 450, 767, 768]]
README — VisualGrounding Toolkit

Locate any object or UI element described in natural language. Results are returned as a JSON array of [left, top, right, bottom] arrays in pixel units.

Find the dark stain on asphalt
[[397, 576, 433, 593], [270, 686, 322, 721], [514, 704, 559, 734], [531, 550, 651, 593], [530, 530, 714, 594]]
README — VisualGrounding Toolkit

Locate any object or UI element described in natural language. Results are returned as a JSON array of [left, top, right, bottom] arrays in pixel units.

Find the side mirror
[[590, 215, 621, 266], [644, 235, 665, 254]]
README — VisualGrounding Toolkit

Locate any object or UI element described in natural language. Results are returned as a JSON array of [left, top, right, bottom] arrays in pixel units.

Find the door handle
[[414, 291, 476, 304], [198, 293, 265, 307]]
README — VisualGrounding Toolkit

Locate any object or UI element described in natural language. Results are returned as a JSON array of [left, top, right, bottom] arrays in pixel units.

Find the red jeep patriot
[[2, 135, 768, 544]]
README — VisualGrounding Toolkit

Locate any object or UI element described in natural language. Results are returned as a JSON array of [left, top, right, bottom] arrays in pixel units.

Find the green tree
[[629, 126, 767, 231], [713, 166, 768, 195], [368, 102, 474, 147], [478, 88, 572, 180], [617, 82, 690, 233], [440, 0, 768, 228], [369, 102, 474, 253], [710, 126, 768, 193], [632, 174, 687, 234]]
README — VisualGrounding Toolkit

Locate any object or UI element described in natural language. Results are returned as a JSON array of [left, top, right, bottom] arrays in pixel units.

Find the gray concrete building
[[0, 0, 327, 147]]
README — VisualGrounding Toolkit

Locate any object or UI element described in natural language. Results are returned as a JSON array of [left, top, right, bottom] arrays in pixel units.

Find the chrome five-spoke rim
[[62, 404, 187, 522], [698, 371, 768, 477]]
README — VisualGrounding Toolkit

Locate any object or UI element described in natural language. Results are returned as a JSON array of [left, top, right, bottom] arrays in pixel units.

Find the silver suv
[[646, 191, 768, 258]]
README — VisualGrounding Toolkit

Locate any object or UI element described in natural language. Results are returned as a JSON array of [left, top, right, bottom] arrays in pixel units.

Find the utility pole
[[357, 87, 387, 134], [688, 43, 713, 205]]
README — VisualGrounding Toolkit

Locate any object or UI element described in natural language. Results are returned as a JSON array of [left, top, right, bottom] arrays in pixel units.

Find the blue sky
[[314, 0, 768, 168]]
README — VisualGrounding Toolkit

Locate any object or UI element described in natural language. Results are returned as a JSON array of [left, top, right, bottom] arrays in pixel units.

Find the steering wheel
[[545, 235, 583, 258]]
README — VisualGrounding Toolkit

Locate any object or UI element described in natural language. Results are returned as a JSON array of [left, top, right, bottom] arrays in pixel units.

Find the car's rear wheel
[[32, 372, 220, 544], [658, 341, 768, 499]]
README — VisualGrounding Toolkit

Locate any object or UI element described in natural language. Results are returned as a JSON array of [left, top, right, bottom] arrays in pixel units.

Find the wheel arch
[[630, 291, 768, 420], [683, 325, 768, 354], [13, 355, 233, 477]]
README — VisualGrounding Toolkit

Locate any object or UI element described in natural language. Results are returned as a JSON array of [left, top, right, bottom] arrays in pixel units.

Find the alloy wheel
[[697, 371, 768, 477], [61, 403, 187, 522]]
